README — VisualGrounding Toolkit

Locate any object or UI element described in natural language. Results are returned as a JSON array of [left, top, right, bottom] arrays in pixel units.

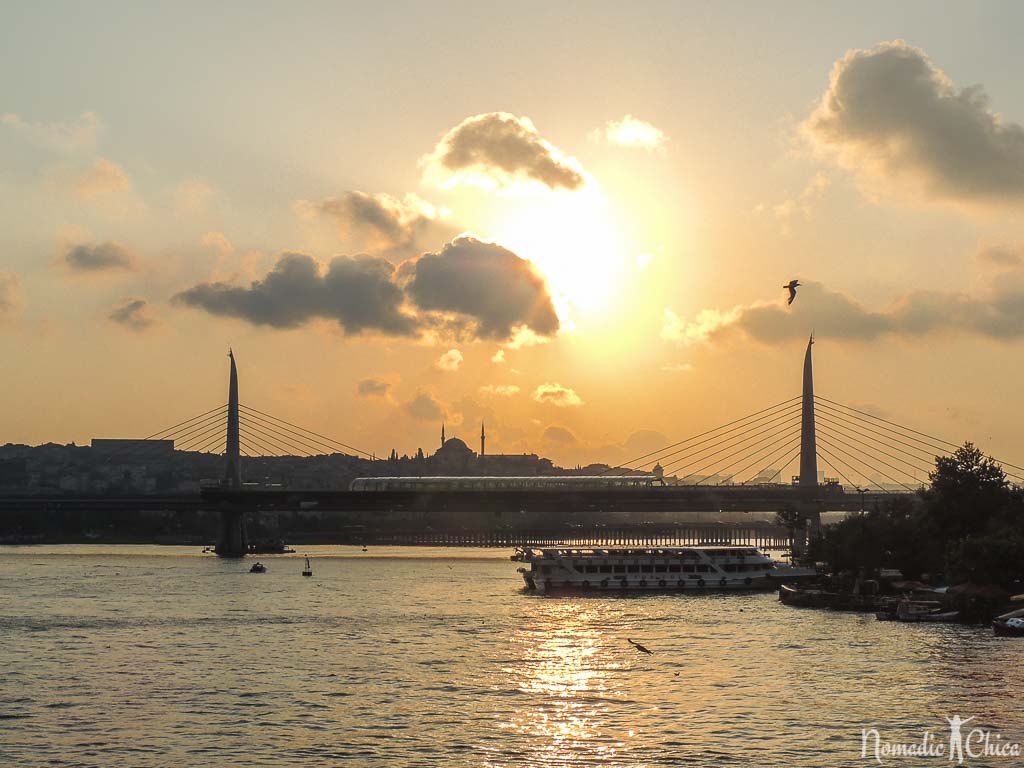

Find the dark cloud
[[541, 425, 578, 445], [357, 378, 391, 397], [424, 112, 585, 190], [978, 244, 1023, 267], [405, 391, 444, 421], [173, 252, 416, 335], [298, 191, 443, 253], [109, 298, 155, 331], [401, 236, 559, 340], [0, 272, 19, 317], [65, 241, 134, 272], [805, 40, 1024, 204], [676, 279, 1024, 344]]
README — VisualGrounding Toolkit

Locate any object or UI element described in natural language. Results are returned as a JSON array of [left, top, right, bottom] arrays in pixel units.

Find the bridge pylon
[[215, 350, 248, 557], [793, 335, 822, 558]]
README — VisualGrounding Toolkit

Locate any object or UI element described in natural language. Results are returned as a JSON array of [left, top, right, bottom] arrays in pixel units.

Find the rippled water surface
[[1, 545, 1021, 767]]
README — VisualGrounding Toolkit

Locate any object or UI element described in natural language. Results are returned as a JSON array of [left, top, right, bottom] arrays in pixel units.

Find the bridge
[[58, 340, 1024, 556]]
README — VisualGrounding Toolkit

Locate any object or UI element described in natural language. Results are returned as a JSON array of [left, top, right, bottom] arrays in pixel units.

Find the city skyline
[[4, 2, 1024, 467]]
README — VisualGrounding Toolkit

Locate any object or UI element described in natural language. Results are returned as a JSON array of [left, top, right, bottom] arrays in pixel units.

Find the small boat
[[249, 562, 267, 573], [878, 599, 959, 623], [992, 607, 1024, 636], [361, 545, 368, 552], [302, 556, 312, 577]]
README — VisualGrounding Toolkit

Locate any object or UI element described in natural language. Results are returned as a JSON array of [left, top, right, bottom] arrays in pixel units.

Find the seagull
[[783, 280, 800, 306], [627, 638, 653, 655]]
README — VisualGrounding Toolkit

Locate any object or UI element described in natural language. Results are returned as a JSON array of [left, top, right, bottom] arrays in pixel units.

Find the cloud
[[173, 252, 416, 335], [668, 278, 1024, 344], [977, 243, 1024, 267], [755, 173, 830, 235], [109, 298, 156, 331], [0, 273, 20, 319], [661, 362, 694, 373], [422, 112, 586, 191], [491, 349, 506, 363], [65, 241, 135, 272], [357, 377, 391, 397], [296, 191, 441, 252], [0, 111, 100, 153], [805, 40, 1024, 205], [594, 115, 666, 149], [401, 235, 559, 340], [177, 235, 557, 343], [541, 425, 578, 445], [533, 383, 584, 407], [405, 391, 445, 421], [70, 159, 131, 199], [479, 384, 520, 397], [173, 178, 216, 213], [436, 348, 463, 371]]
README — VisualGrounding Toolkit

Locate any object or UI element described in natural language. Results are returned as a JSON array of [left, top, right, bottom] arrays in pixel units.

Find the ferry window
[[640, 565, 654, 573], [613, 565, 626, 574], [654, 565, 668, 573], [599, 565, 613, 573], [586, 566, 599, 574], [626, 565, 640, 573], [697, 564, 710, 572], [668, 565, 681, 573], [722, 564, 735, 572], [682, 565, 695, 573]]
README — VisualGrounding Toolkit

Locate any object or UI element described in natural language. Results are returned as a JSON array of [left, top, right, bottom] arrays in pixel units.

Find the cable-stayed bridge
[[38, 340, 1024, 556]]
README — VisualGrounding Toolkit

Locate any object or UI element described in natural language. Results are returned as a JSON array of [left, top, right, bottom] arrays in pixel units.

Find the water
[[1, 546, 1021, 767]]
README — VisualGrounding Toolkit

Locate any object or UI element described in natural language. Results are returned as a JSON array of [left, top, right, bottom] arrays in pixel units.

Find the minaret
[[225, 349, 241, 489], [441, 423, 446, 448], [480, 421, 486, 457], [799, 335, 818, 487]]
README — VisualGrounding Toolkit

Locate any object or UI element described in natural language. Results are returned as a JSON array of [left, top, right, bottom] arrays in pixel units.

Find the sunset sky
[[4, 2, 1024, 468]]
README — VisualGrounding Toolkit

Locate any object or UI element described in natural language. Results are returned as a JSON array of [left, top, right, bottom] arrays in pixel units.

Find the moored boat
[[992, 607, 1024, 636], [511, 544, 786, 592], [877, 599, 959, 622]]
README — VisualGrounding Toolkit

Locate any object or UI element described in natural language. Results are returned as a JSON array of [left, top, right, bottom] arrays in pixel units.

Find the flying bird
[[627, 638, 653, 655], [783, 280, 800, 306]]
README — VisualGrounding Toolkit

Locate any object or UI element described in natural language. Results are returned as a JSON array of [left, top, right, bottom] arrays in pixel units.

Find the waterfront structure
[[512, 544, 781, 591]]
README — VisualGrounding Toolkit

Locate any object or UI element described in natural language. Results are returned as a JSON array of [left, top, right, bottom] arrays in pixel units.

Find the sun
[[493, 194, 629, 324]]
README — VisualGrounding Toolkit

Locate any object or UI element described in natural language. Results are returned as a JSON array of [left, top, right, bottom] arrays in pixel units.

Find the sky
[[3, 1, 1024, 471]]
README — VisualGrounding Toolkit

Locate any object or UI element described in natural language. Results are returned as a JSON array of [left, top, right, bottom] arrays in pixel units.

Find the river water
[[1, 545, 1020, 767]]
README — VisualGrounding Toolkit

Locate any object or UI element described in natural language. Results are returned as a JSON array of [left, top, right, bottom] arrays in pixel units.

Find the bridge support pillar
[[215, 507, 248, 557], [216, 350, 247, 557]]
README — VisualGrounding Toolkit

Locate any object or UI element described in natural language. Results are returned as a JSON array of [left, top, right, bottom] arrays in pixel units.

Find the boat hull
[[524, 573, 777, 592]]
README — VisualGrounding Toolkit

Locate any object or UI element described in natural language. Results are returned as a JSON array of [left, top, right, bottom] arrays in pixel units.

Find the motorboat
[[877, 599, 959, 622], [249, 562, 267, 573], [992, 607, 1024, 636]]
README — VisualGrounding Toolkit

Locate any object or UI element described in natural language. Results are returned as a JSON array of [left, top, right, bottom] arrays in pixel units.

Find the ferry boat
[[511, 544, 781, 592]]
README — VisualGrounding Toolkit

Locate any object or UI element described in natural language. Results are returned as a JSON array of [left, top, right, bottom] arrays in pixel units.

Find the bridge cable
[[175, 417, 231, 453], [814, 418, 934, 478], [599, 395, 801, 474], [815, 441, 889, 493], [674, 415, 801, 482], [814, 449, 857, 490], [815, 433, 917, 492], [239, 408, 341, 457], [815, 425, 926, 488], [813, 402, 945, 464], [647, 404, 803, 475], [238, 422, 315, 457], [733, 433, 803, 485], [814, 396, 959, 451], [239, 404, 375, 459], [658, 410, 801, 477], [692, 422, 802, 485]]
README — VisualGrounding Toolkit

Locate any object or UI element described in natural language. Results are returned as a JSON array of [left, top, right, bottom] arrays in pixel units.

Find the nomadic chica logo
[[860, 716, 1021, 764]]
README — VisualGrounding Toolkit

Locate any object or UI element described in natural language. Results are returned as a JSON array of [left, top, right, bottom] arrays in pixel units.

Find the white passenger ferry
[[511, 544, 780, 591]]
